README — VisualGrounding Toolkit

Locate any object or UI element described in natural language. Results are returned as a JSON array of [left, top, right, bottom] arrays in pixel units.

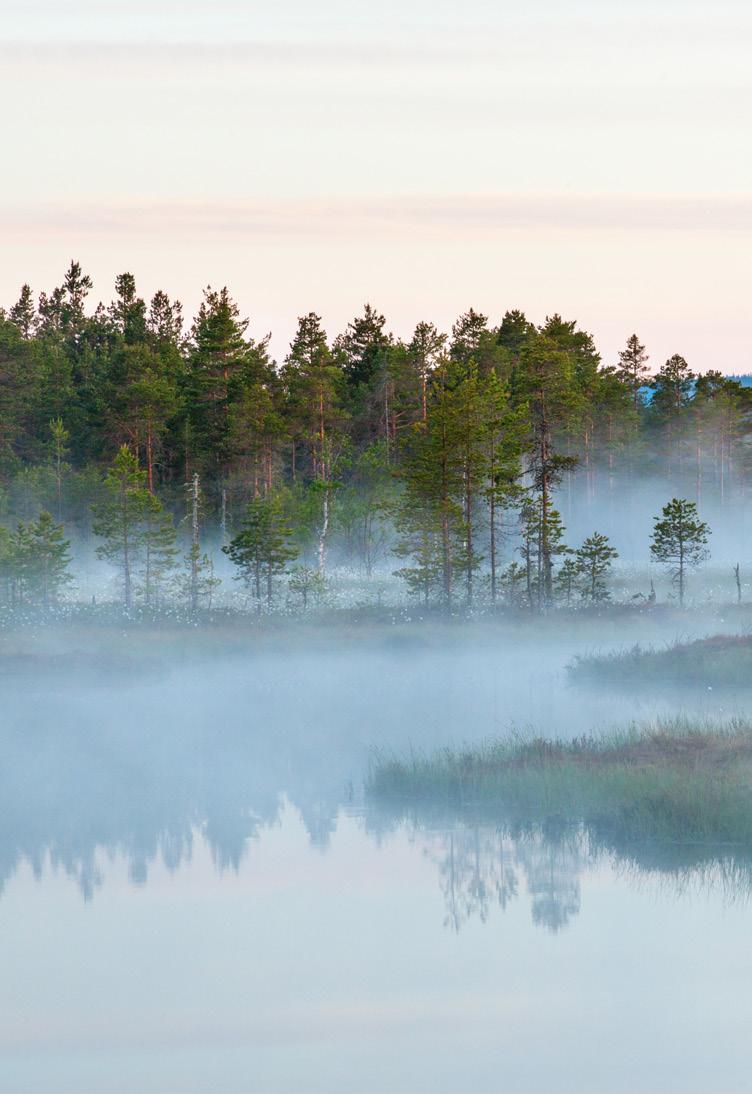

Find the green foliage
[[287, 564, 326, 609], [140, 494, 178, 608], [368, 720, 752, 847], [616, 333, 650, 409], [91, 446, 155, 609], [650, 498, 710, 606], [554, 557, 580, 607], [0, 511, 72, 607], [176, 545, 221, 611], [223, 495, 298, 605], [574, 532, 618, 602], [0, 265, 750, 615]]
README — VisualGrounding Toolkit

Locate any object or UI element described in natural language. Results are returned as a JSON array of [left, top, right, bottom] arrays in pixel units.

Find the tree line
[[0, 261, 740, 610]]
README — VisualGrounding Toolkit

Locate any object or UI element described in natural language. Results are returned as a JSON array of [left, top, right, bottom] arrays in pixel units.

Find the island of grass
[[368, 720, 752, 847], [568, 634, 752, 689]]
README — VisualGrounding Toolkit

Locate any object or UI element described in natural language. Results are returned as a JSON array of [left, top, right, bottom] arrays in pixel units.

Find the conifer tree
[[288, 564, 326, 610], [9, 285, 36, 339], [449, 308, 489, 370], [392, 501, 445, 605], [335, 303, 390, 391], [92, 446, 152, 609], [574, 532, 618, 602], [223, 495, 298, 606], [141, 493, 178, 608], [616, 334, 650, 410], [177, 547, 220, 611], [650, 498, 710, 607], [393, 363, 465, 607], [185, 287, 255, 474], [0, 526, 17, 606], [282, 313, 343, 481], [22, 510, 72, 607], [514, 332, 578, 606], [407, 321, 446, 421], [48, 418, 70, 520], [555, 557, 579, 607]]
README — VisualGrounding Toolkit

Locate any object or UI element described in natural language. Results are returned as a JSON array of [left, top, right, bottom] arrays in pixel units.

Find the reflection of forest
[[371, 816, 752, 932], [6, 659, 752, 916], [0, 690, 344, 900], [422, 827, 583, 933]]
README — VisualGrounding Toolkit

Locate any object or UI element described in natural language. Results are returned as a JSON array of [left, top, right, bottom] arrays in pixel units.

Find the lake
[[1, 620, 751, 1093]]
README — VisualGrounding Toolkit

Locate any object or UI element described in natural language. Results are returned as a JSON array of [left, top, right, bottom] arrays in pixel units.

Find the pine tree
[[407, 321, 446, 422], [48, 418, 70, 520], [223, 495, 298, 606], [616, 334, 650, 410], [335, 303, 390, 391], [449, 308, 489, 370], [92, 446, 152, 609], [517, 491, 568, 612], [282, 313, 343, 481], [484, 374, 525, 602], [500, 560, 527, 609], [650, 498, 710, 607], [185, 286, 255, 474], [392, 500, 445, 605], [554, 557, 579, 607], [21, 510, 73, 607], [140, 493, 178, 608], [288, 564, 326, 610], [514, 332, 578, 606], [393, 364, 466, 608], [177, 546, 220, 611], [574, 532, 618, 602], [0, 526, 18, 606], [9, 285, 36, 339]]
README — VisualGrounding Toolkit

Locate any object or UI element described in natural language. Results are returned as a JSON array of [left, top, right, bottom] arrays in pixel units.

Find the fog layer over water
[[3, 616, 752, 1092]]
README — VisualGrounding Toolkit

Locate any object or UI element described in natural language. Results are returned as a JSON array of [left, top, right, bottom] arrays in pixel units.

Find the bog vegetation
[[368, 719, 752, 845], [0, 262, 747, 613]]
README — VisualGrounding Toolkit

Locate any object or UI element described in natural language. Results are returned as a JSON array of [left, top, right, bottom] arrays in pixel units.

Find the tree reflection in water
[[421, 826, 582, 933]]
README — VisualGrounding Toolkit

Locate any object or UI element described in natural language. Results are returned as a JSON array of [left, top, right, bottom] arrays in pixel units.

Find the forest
[[0, 259, 749, 614]]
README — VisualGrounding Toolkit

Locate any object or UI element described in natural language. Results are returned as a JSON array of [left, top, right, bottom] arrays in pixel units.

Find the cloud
[[2, 194, 751, 242]]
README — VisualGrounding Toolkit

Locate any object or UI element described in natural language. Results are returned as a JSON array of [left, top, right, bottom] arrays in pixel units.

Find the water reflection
[[371, 813, 752, 933], [3, 632, 752, 913], [397, 825, 581, 932], [420, 827, 581, 932]]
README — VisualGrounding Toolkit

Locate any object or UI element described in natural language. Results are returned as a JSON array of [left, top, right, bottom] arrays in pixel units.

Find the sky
[[2, 0, 751, 368]]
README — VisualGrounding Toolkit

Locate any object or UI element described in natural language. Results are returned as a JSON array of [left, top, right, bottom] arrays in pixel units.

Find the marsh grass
[[568, 634, 752, 688], [368, 718, 752, 845]]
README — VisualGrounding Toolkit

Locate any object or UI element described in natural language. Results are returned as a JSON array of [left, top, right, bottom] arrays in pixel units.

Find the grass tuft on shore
[[568, 634, 752, 688], [368, 719, 752, 845]]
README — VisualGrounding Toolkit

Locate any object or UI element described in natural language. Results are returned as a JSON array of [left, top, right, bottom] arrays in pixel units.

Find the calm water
[[2, 624, 752, 1093]]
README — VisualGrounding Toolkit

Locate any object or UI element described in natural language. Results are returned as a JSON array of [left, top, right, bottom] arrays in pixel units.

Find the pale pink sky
[[2, 1, 751, 369]]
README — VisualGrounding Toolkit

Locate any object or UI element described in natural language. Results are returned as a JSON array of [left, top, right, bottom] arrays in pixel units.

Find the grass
[[367, 718, 752, 847], [569, 634, 752, 688]]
